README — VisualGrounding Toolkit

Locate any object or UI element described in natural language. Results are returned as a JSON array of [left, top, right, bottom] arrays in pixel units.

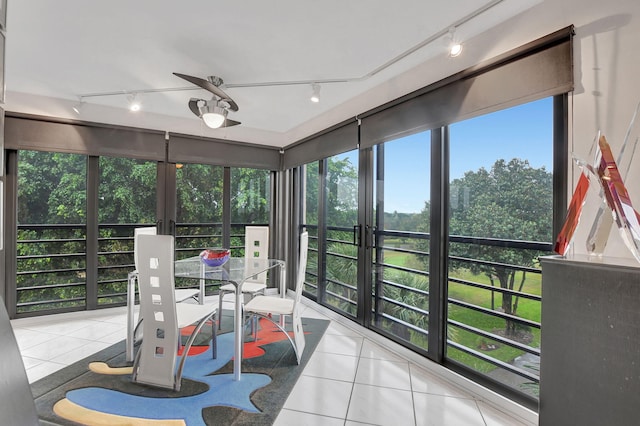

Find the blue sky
[[336, 97, 554, 214]]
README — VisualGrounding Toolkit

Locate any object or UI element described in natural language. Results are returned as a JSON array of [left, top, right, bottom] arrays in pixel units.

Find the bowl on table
[[199, 248, 231, 267]]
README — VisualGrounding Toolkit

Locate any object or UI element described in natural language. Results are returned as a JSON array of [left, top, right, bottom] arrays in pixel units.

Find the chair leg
[[247, 313, 301, 364], [174, 312, 217, 392], [211, 312, 217, 359], [218, 289, 230, 330]]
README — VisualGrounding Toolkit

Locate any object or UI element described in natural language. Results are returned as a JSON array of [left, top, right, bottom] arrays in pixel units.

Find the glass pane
[[231, 167, 270, 256], [373, 131, 430, 350], [302, 161, 319, 297], [446, 98, 553, 400], [98, 157, 157, 305], [17, 151, 87, 313], [325, 150, 358, 316], [175, 163, 224, 259]]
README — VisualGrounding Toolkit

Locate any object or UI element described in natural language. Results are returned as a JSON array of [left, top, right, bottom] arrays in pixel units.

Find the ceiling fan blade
[[174, 72, 239, 112], [188, 98, 202, 117], [221, 118, 241, 128]]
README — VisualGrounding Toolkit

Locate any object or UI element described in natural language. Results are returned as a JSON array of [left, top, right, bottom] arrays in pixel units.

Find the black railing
[[15, 222, 266, 315], [301, 225, 549, 401]]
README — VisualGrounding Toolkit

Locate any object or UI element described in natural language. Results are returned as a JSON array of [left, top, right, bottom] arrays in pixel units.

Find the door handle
[[353, 224, 362, 247], [365, 225, 376, 249]]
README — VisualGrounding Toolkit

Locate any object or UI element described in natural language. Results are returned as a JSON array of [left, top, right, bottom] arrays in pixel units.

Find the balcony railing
[[302, 225, 550, 401], [15, 222, 265, 316]]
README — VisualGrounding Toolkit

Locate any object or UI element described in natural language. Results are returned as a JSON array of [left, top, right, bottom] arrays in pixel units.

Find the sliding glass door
[[322, 150, 360, 317], [298, 95, 562, 407], [446, 98, 552, 400], [371, 131, 431, 351]]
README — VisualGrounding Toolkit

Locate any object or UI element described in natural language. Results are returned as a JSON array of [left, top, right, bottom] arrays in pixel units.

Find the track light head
[[127, 93, 141, 112], [447, 27, 463, 57], [310, 83, 321, 103], [72, 98, 84, 115]]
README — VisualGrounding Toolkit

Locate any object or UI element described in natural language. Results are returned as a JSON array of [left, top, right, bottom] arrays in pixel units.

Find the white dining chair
[[134, 226, 200, 303], [218, 226, 269, 330], [131, 234, 218, 391], [243, 231, 308, 364]]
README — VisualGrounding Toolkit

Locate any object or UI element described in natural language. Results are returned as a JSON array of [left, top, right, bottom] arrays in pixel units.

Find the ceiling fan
[[173, 73, 241, 129]]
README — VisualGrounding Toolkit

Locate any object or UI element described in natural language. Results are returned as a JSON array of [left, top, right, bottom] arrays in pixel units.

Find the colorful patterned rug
[[31, 310, 329, 425]]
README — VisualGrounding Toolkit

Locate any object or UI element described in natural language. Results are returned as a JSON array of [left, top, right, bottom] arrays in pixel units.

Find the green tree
[[326, 156, 358, 227], [177, 164, 224, 224], [231, 168, 270, 224], [447, 158, 552, 335], [99, 157, 156, 224], [18, 151, 87, 224]]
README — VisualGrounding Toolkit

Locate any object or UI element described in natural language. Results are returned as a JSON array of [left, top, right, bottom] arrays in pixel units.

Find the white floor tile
[[355, 357, 412, 390], [25, 360, 66, 383], [413, 393, 485, 426], [71, 321, 125, 341], [283, 375, 352, 418], [22, 318, 93, 336], [315, 333, 363, 357], [477, 400, 529, 426], [304, 351, 359, 382], [274, 409, 345, 426], [325, 321, 363, 337], [11, 328, 58, 351], [49, 341, 114, 365], [410, 364, 474, 398], [98, 328, 128, 344], [360, 339, 405, 362], [21, 355, 44, 369], [347, 383, 415, 426], [20, 334, 95, 361]]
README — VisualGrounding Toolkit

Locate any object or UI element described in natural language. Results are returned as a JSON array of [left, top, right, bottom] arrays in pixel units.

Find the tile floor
[[10, 298, 537, 426]]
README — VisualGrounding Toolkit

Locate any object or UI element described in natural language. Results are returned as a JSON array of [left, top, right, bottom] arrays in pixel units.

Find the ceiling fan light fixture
[[310, 83, 321, 103], [201, 104, 228, 128]]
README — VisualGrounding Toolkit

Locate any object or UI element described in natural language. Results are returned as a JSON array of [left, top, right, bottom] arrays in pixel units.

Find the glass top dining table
[[126, 256, 286, 381]]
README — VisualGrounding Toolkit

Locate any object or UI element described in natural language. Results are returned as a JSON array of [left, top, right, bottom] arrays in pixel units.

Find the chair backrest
[[293, 232, 309, 308], [134, 234, 179, 389], [244, 226, 269, 284], [134, 226, 157, 271], [244, 226, 269, 259], [291, 232, 309, 360]]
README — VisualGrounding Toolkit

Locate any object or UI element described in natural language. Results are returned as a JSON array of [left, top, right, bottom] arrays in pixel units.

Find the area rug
[[31, 310, 329, 425]]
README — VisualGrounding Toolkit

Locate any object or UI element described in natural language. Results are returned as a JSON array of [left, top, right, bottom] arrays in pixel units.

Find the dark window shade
[[360, 26, 573, 147], [4, 114, 281, 169], [168, 133, 280, 170], [5, 114, 166, 161], [283, 120, 359, 169]]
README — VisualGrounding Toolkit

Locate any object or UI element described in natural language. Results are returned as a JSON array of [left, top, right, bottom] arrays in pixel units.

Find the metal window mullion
[[553, 93, 569, 238], [358, 144, 372, 324], [317, 159, 328, 304], [428, 126, 449, 362], [5, 150, 18, 317], [86, 155, 99, 310], [223, 167, 231, 248]]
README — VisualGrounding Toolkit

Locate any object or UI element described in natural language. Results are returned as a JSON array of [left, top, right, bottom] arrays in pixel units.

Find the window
[[17, 151, 87, 313], [446, 98, 552, 399]]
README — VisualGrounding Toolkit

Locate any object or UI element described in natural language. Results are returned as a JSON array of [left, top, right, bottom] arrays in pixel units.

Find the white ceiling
[[4, 0, 541, 148]]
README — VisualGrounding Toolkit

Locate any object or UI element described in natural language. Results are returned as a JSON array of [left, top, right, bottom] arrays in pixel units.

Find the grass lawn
[[380, 247, 542, 376]]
